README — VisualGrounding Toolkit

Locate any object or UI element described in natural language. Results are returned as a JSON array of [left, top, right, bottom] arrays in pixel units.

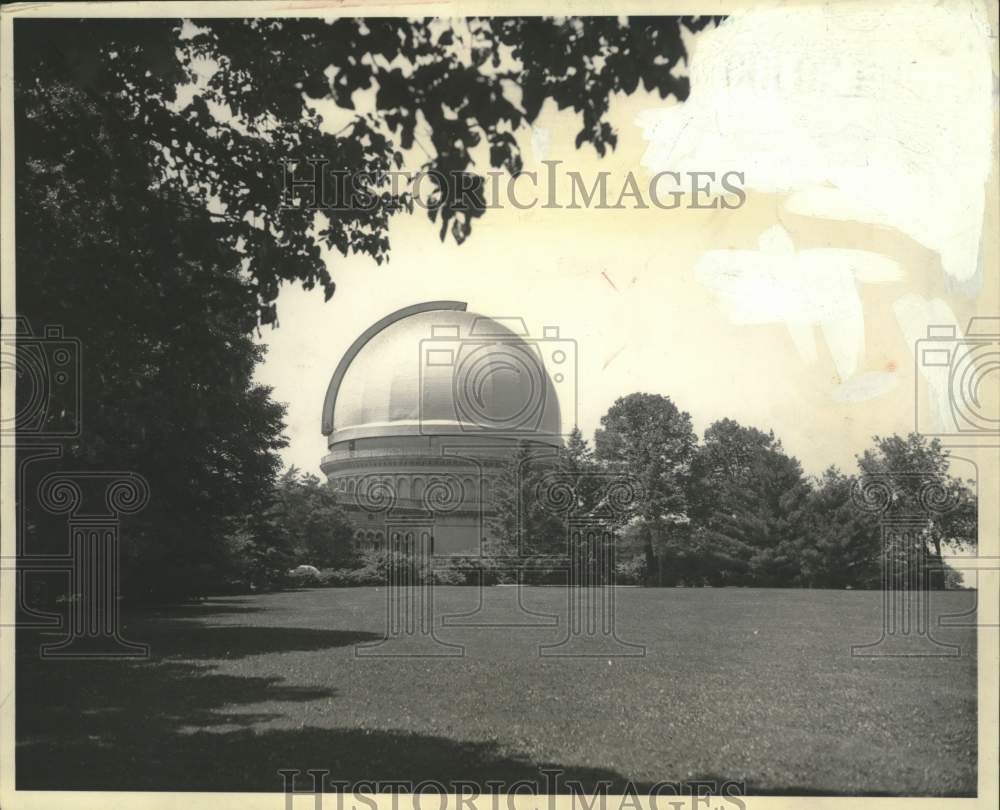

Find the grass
[[16, 586, 977, 795]]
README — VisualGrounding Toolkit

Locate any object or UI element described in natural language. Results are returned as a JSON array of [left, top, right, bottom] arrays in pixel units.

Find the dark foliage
[[14, 16, 719, 600], [16, 16, 721, 323], [15, 35, 286, 600], [14, 19, 974, 598]]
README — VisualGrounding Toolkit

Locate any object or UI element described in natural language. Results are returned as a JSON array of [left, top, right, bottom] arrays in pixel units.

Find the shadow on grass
[[16, 618, 646, 792], [16, 609, 678, 793], [14, 597, 976, 797], [747, 787, 974, 798], [17, 657, 337, 739], [18, 724, 682, 792], [127, 600, 267, 619], [140, 625, 383, 660]]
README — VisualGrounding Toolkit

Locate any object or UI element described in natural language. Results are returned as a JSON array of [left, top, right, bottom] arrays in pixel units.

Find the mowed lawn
[[17, 587, 977, 795]]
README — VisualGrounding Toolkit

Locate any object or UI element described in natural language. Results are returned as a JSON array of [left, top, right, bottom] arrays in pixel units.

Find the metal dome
[[322, 301, 563, 444]]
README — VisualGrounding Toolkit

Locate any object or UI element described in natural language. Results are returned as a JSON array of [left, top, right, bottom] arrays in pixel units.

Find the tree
[[790, 467, 880, 589], [687, 419, 812, 586], [268, 468, 357, 569], [15, 39, 288, 601], [488, 443, 565, 568], [16, 16, 720, 325], [15, 17, 721, 598], [558, 426, 603, 515], [856, 433, 977, 589], [594, 393, 697, 585]]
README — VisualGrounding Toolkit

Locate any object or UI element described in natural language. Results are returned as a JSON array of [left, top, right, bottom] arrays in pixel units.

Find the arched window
[[375, 532, 385, 549], [413, 477, 425, 500], [398, 477, 410, 499], [463, 476, 475, 503]]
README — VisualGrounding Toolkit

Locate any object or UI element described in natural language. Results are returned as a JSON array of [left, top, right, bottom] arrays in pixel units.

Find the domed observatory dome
[[321, 301, 569, 555]]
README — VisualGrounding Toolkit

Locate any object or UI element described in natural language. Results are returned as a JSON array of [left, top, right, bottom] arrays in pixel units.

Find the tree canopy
[[594, 393, 697, 583], [15, 60, 286, 599], [16, 16, 720, 324], [14, 16, 720, 599], [14, 17, 724, 592], [14, 17, 976, 598]]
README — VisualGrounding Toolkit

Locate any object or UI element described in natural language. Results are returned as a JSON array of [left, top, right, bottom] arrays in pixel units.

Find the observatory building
[[321, 301, 570, 556]]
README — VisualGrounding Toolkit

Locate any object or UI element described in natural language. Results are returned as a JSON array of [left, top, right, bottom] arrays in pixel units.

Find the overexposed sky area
[[253, 4, 997, 479]]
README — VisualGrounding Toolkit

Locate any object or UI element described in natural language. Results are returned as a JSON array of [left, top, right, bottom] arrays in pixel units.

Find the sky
[[253, 5, 997, 480]]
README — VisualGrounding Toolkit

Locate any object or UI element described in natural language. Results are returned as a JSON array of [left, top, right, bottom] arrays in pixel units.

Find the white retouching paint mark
[[832, 371, 899, 403], [694, 224, 901, 383], [638, 1, 993, 283], [531, 125, 551, 164], [787, 322, 818, 366]]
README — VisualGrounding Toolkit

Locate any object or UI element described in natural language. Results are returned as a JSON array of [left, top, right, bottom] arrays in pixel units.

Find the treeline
[[14, 21, 975, 602], [267, 394, 976, 594], [9, 18, 672, 604], [483, 394, 976, 589]]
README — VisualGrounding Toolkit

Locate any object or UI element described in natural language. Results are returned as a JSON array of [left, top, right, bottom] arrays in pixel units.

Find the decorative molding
[[323, 456, 504, 474]]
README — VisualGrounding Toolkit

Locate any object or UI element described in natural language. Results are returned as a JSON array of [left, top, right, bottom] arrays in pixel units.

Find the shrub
[[615, 555, 646, 585]]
